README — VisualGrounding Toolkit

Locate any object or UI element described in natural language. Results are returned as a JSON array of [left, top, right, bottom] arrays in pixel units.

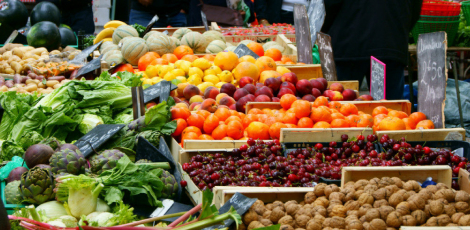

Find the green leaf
[[161, 120, 177, 136], [104, 187, 124, 204], [144, 101, 169, 131], [252, 224, 281, 230], [199, 189, 218, 220]]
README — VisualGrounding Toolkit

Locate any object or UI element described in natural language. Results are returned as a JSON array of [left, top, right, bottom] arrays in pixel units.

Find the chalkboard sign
[[143, 15, 159, 36], [70, 41, 102, 65], [293, 4, 313, 64], [75, 55, 103, 78], [76, 124, 125, 157], [201, 11, 209, 31], [307, 0, 326, 46], [417, 32, 447, 129], [316, 32, 337, 81], [233, 44, 259, 59], [143, 80, 176, 104], [0, 104, 4, 124], [203, 192, 257, 230], [370, 56, 386, 100]]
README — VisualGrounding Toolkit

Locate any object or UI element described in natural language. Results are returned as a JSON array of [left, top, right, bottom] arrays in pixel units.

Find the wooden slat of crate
[[376, 128, 466, 141], [327, 81, 359, 91], [400, 227, 470, 230], [286, 65, 323, 79], [341, 166, 452, 188], [213, 186, 314, 209], [280, 128, 373, 143], [178, 163, 203, 205], [183, 140, 252, 150], [459, 168, 470, 195], [151, 26, 206, 35], [277, 34, 297, 55]]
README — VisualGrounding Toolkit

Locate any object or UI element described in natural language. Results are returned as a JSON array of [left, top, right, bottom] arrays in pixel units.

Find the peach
[[219, 96, 236, 107], [281, 72, 298, 85], [329, 82, 344, 93], [189, 102, 201, 111], [189, 95, 204, 104], [200, 98, 218, 113], [183, 84, 201, 100], [174, 102, 189, 109], [272, 97, 280, 102], [233, 88, 250, 101], [204, 86, 220, 100], [216, 93, 228, 104], [342, 89, 357, 101], [245, 94, 255, 101], [311, 88, 322, 98], [255, 83, 264, 89], [277, 87, 294, 98], [255, 86, 273, 98], [310, 79, 325, 93], [264, 77, 281, 92], [236, 95, 253, 112], [243, 84, 256, 95], [177, 83, 189, 96], [317, 78, 328, 89], [359, 95, 374, 101], [220, 83, 236, 97], [296, 79, 313, 96], [323, 89, 335, 99], [280, 81, 296, 94], [259, 70, 281, 84], [255, 95, 271, 102], [302, 94, 316, 102], [239, 76, 254, 88], [331, 91, 344, 101], [229, 104, 236, 110]]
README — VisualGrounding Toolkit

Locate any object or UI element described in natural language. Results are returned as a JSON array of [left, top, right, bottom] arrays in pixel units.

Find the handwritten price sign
[[307, 0, 326, 46], [370, 56, 386, 100], [317, 33, 337, 81], [294, 4, 313, 64]]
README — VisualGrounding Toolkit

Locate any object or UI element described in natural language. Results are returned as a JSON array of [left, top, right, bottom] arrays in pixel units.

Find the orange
[[232, 62, 260, 81], [202, 54, 215, 62], [199, 134, 214, 140], [339, 103, 358, 116], [196, 110, 210, 119], [310, 107, 332, 123], [181, 54, 198, 62], [403, 118, 416, 130], [150, 58, 168, 66], [239, 55, 256, 63], [328, 101, 342, 111], [280, 94, 297, 110], [174, 45, 194, 59], [181, 132, 199, 144], [225, 115, 242, 124], [291, 100, 312, 119], [238, 112, 246, 120], [357, 114, 373, 128], [264, 117, 277, 127], [261, 108, 274, 116], [248, 108, 264, 115], [171, 107, 191, 120], [264, 48, 282, 61], [269, 122, 287, 139], [229, 110, 239, 117], [298, 117, 314, 128], [203, 114, 220, 134], [282, 113, 298, 125], [331, 119, 350, 128], [281, 56, 293, 63], [172, 118, 187, 137], [182, 126, 202, 137], [372, 106, 389, 117], [409, 112, 427, 124], [222, 137, 234, 140], [214, 107, 231, 122], [247, 42, 264, 57], [378, 117, 406, 131], [255, 56, 277, 73], [138, 52, 160, 71], [373, 114, 388, 126], [227, 120, 244, 139], [345, 115, 360, 127], [243, 114, 258, 128], [214, 51, 239, 71], [313, 96, 329, 107], [212, 124, 228, 140], [313, 121, 332, 128], [331, 112, 345, 120], [161, 54, 178, 63], [246, 122, 270, 140], [285, 124, 297, 128], [187, 114, 205, 130], [258, 114, 268, 123], [416, 120, 435, 129], [388, 110, 408, 119]]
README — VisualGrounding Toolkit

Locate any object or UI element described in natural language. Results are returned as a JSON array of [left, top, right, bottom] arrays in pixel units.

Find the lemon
[[158, 65, 173, 77], [163, 72, 176, 81], [187, 74, 202, 85], [171, 69, 185, 77], [143, 79, 153, 85], [188, 67, 204, 79], [174, 60, 184, 68], [192, 58, 212, 71], [204, 65, 222, 76], [151, 77, 162, 84], [276, 66, 291, 75], [215, 82, 225, 88], [197, 82, 214, 93], [217, 70, 234, 83], [203, 74, 220, 85], [168, 63, 175, 69], [176, 76, 187, 83], [179, 60, 192, 74], [145, 65, 158, 78]]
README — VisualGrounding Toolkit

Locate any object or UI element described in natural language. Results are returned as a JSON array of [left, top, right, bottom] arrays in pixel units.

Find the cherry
[[404, 153, 412, 161], [369, 150, 378, 158], [247, 138, 256, 146], [453, 167, 461, 174], [315, 143, 323, 150], [341, 134, 349, 142], [357, 135, 365, 141], [288, 174, 298, 182], [452, 155, 461, 164], [352, 145, 360, 153], [423, 147, 432, 155], [329, 141, 337, 147], [239, 144, 248, 151]]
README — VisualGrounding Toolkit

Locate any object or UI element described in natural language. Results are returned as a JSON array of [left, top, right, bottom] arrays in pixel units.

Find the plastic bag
[[0, 156, 28, 181], [312, 45, 321, 64]]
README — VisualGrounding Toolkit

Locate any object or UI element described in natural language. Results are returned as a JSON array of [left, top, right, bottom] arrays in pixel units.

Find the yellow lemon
[[163, 72, 176, 81], [215, 82, 225, 88], [191, 58, 212, 71], [217, 70, 234, 83], [171, 69, 185, 77], [187, 74, 202, 85], [276, 66, 291, 75], [197, 82, 214, 93], [157, 65, 173, 77], [179, 60, 192, 74], [204, 65, 222, 76], [168, 63, 175, 69], [203, 75, 220, 85], [176, 76, 187, 83], [143, 79, 153, 85], [188, 67, 203, 79], [174, 60, 184, 68], [151, 77, 162, 84], [145, 65, 158, 78]]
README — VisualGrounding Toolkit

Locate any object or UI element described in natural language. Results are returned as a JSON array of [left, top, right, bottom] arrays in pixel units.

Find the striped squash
[[100, 41, 115, 53], [105, 53, 125, 65], [172, 28, 192, 40], [146, 34, 176, 56], [203, 31, 226, 43], [121, 37, 149, 65], [112, 25, 139, 44], [181, 32, 207, 53], [101, 44, 119, 55], [102, 49, 121, 60], [206, 40, 227, 54], [144, 31, 164, 41], [170, 36, 180, 47]]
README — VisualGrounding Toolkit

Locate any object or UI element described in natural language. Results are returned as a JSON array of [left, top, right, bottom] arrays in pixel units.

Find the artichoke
[[127, 116, 145, 132], [19, 166, 55, 204], [90, 150, 125, 174], [136, 159, 153, 164], [49, 149, 86, 175], [159, 170, 178, 199], [5, 180, 22, 204]]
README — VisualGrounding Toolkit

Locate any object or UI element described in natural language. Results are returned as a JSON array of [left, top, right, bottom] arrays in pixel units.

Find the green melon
[[263, 41, 285, 53], [146, 34, 176, 56], [112, 25, 139, 44], [203, 31, 226, 42], [170, 36, 180, 47], [101, 44, 119, 55], [225, 46, 236, 52], [30, 1, 60, 26], [181, 32, 207, 54], [206, 40, 227, 54], [100, 41, 115, 53], [143, 31, 164, 41], [121, 37, 148, 65], [27, 21, 61, 51], [105, 53, 125, 66], [172, 28, 192, 40], [103, 49, 121, 60]]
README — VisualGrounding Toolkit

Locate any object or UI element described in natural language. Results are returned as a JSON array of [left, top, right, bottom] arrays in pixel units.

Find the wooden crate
[[285, 64, 323, 79], [341, 166, 452, 188], [183, 139, 254, 150], [213, 186, 313, 209], [280, 128, 373, 143], [246, 100, 412, 115], [376, 128, 466, 141], [151, 26, 208, 35], [401, 228, 470, 230], [459, 168, 470, 195]]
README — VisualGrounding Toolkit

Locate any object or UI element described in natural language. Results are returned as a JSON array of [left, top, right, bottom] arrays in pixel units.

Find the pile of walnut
[[241, 177, 470, 230]]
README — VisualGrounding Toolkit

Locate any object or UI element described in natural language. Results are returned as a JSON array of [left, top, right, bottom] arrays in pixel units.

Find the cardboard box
[[93, 8, 110, 26]]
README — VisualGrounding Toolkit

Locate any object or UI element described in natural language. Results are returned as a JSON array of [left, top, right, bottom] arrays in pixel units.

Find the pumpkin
[[144, 31, 163, 41], [206, 40, 227, 54], [172, 28, 192, 40], [263, 41, 285, 53], [105, 53, 125, 66], [146, 34, 176, 56], [203, 31, 226, 43], [170, 36, 180, 47], [112, 25, 139, 44], [181, 32, 207, 53], [121, 37, 149, 65]]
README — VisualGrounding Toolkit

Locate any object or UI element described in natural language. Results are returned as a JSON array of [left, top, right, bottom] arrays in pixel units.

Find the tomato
[[111, 63, 134, 74]]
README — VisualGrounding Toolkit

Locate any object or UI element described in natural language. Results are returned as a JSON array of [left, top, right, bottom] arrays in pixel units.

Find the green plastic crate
[[419, 15, 460, 21], [1, 181, 26, 215], [411, 20, 460, 46], [462, 1, 470, 22]]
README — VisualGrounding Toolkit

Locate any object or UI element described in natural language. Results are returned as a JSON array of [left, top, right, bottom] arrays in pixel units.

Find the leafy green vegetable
[[95, 71, 143, 87], [83, 35, 96, 49], [199, 189, 218, 220], [78, 114, 104, 134], [136, 130, 161, 147], [114, 108, 133, 124], [253, 224, 281, 230], [144, 97, 177, 135], [132, 23, 146, 37], [0, 140, 24, 162], [0, 92, 39, 140], [17, 131, 44, 149]]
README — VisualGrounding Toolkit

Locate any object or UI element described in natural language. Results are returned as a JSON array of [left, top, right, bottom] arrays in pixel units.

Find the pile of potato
[[0, 74, 68, 94], [241, 177, 470, 230]]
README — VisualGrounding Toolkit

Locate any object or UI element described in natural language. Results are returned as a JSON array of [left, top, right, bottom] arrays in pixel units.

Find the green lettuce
[[95, 71, 142, 87], [0, 92, 39, 140], [0, 140, 24, 162], [17, 131, 44, 149], [79, 114, 104, 134], [114, 108, 133, 124]]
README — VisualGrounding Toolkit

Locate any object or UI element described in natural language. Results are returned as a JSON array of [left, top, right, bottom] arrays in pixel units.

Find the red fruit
[[453, 167, 461, 174], [423, 147, 431, 155], [180, 180, 188, 187], [288, 174, 298, 182], [247, 138, 256, 146], [315, 143, 323, 150], [239, 144, 248, 151]]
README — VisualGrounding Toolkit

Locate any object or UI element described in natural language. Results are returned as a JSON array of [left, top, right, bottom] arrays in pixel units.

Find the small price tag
[[75, 124, 125, 157], [370, 56, 386, 100], [233, 44, 259, 59]]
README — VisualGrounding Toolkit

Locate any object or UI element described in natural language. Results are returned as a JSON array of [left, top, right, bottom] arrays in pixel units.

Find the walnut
[[402, 190, 414, 200], [369, 219, 387, 230], [312, 196, 329, 208], [239, 223, 247, 230], [355, 179, 369, 190], [348, 210, 360, 217], [348, 219, 363, 230], [251, 200, 266, 215], [295, 208, 313, 219], [270, 207, 286, 223], [324, 184, 340, 198], [259, 218, 273, 226], [303, 204, 313, 210], [312, 205, 327, 217], [379, 205, 395, 220], [341, 187, 355, 195], [358, 193, 374, 205], [426, 217, 438, 226], [295, 214, 310, 228], [435, 189, 455, 202], [266, 204, 274, 210], [328, 199, 342, 208], [294, 228, 306, 230], [385, 211, 402, 228], [344, 192, 355, 203], [305, 220, 321, 230], [436, 182, 449, 190], [436, 214, 451, 226], [452, 212, 465, 224], [411, 210, 427, 225], [322, 218, 332, 228], [304, 192, 316, 204], [418, 189, 433, 201], [369, 178, 380, 186], [273, 201, 286, 211], [373, 199, 389, 208], [329, 192, 345, 202], [355, 190, 365, 200], [345, 181, 355, 188], [391, 177, 403, 188], [401, 215, 417, 226], [407, 194, 425, 211], [364, 184, 379, 193], [358, 204, 373, 217], [365, 208, 380, 222], [360, 215, 367, 223], [330, 205, 347, 218], [426, 185, 438, 193], [396, 202, 411, 216], [403, 180, 421, 192], [280, 225, 294, 230], [345, 215, 359, 224], [286, 203, 300, 216], [329, 216, 346, 229], [429, 200, 445, 216], [379, 177, 394, 188], [243, 210, 260, 225], [314, 183, 327, 197], [424, 205, 431, 217], [263, 210, 272, 219], [248, 221, 264, 230], [373, 188, 391, 200], [285, 200, 298, 207], [459, 214, 470, 226], [385, 185, 399, 194], [455, 190, 470, 203], [345, 200, 361, 211], [299, 201, 305, 206], [278, 215, 295, 226], [447, 223, 459, 226], [388, 193, 403, 208], [363, 222, 370, 230], [313, 214, 325, 223], [455, 201, 470, 213]]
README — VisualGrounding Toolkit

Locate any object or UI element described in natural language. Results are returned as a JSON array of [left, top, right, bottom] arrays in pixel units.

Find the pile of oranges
[[170, 94, 435, 144]]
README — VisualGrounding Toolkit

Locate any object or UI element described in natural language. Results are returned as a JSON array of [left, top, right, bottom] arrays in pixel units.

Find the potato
[[0, 86, 8, 92], [46, 80, 59, 87], [10, 61, 22, 74], [25, 84, 37, 92], [8, 55, 21, 63], [31, 48, 47, 56], [12, 47, 26, 58], [0, 47, 6, 55], [50, 50, 61, 55], [4, 43, 23, 51], [4, 68, 14, 74]]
